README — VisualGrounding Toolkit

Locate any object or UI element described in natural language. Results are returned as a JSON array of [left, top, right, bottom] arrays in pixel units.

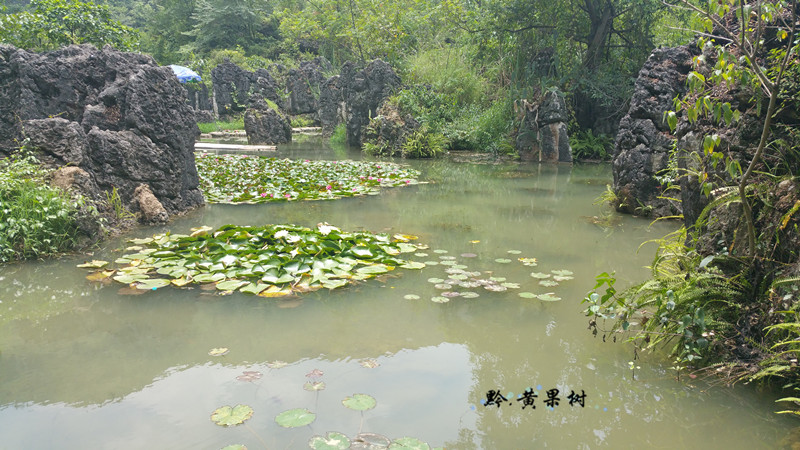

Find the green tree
[[180, 0, 278, 56], [0, 0, 139, 51]]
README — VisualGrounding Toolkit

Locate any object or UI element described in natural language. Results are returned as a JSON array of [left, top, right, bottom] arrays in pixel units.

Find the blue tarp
[[169, 65, 202, 83]]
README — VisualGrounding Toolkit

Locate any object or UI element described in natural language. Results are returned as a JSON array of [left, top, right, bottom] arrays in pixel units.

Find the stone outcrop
[[318, 75, 344, 136], [341, 60, 402, 147], [362, 102, 420, 156], [611, 45, 697, 217], [285, 57, 331, 115], [211, 61, 281, 118], [514, 90, 572, 163], [0, 44, 204, 222], [244, 103, 292, 145]]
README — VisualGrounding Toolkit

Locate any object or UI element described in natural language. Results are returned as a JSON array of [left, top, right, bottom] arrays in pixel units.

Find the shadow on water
[[0, 138, 796, 448]]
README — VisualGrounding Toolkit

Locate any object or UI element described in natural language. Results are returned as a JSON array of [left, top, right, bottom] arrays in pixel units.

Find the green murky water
[[0, 138, 795, 449]]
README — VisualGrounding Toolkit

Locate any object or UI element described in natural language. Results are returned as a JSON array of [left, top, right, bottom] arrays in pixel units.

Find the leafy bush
[[290, 116, 315, 128], [400, 129, 447, 158], [0, 154, 80, 262], [570, 129, 613, 160], [329, 123, 347, 145], [404, 48, 486, 107], [197, 118, 245, 133]]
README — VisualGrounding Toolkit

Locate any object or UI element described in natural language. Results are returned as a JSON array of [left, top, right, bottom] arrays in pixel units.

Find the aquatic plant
[[195, 154, 421, 204], [79, 223, 427, 295]]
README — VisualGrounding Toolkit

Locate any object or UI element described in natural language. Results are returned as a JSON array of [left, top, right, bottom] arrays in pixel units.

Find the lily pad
[[389, 437, 431, 450], [275, 408, 316, 428], [537, 293, 562, 302], [267, 360, 288, 369], [309, 432, 351, 450], [352, 433, 391, 448], [553, 275, 574, 282], [551, 269, 574, 276], [431, 296, 450, 303], [441, 291, 461, 298], [360, 359, 380, 368], [530, 272, 551, 279], [539, 280, 559, 287], [220, 445, 247, 450], [236, 371, 262, 382], [403, 294, 421, 300], [211, 404, 254, 427], [518, 257, 538, 266], [500, 282, 520, 289], [304, 381, 326, 391], [400, 261, 426, 270], [216, 280, 248, 292], [77, 260, 108, 269], [494, 258, 512, 264], [506, 250, 522, 255], [427, 278, 445, 284], [460, 253, 477, 258], [461, 291, 480, 298], [209, 347, 229, 356], [434, 283, 453, 290], [518, 292, 538, 299], [433, 249, 449, 254], [342, 393, 377, 411]]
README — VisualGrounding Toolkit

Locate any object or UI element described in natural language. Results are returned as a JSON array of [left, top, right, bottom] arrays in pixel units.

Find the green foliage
[[197, 118, 245, 134], [570, 129, 613, 161], [0, 153, 80, 262], [104, 187, 135, 221], [0, 0, 139, 51], [400, 129, 447, 159], [180, 0, 278, 56], [290, 116, 315, 128], [195, 153, 421, 203], [404, 48, 486, 107], [77, 223, 428, 294], [329, 124, 347, 145]]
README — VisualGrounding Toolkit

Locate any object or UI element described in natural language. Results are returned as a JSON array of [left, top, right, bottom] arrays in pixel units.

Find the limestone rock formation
[[244, 104, 292, 145], [0, 44, 204, 221], [612, 45, 697, 217], [341, 60, 402, 147], [515, 90, 572, 163], [285, 57, 331, 115]]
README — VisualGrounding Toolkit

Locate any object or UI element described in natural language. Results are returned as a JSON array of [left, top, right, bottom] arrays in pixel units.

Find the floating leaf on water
[[236, 371, 262, 382], [239, 282, 268, 294], [400, 261, 426, 270], [460, 253, 477, 258], [434, 283, 453, 290], [342, 393, 377, 411], [530, 272, 550, 279], [360, 359, 380, 368], [275, 408, 316, 428], [500, 282, 520, 289], [551, 269, 574, 276], [318, 223, 341, 236], [304, 381, 326, 391], [553, 275, 574, 282], [433, 249, 448, 254], [86, 270, 115, 282], [518, 292, 538, 299], [506, 250, 522, 255], [404, 294, 421, 300], [431, 296, 450, 303], [356, 264, 391, 275], [461, 292, 480, 299], [451, 264, 468, 270], [438, 255, 456, 261], [393, 234, 418, 242], [211, 404, 253, 427], [259, 286, 293, 297], [216, 280, 248, 292], [309, 432, 350, 450], [267, 360, 288, 369], [129, 237, 155, 245], [414, 252, 429, 257], [220, 445, 247, 450], [307, 368, 324, 378], [519, 257, 538, 266], [427, 278, 445, 284], [389, 437, 431, 450], [423, 260, 439, 266], [439, 261, 456, 266], [459, 281, 481, 289], [441, 291, 461, 298], [113, 273, 149, 284], [77, 260, 108, 269], [209, 347, 229, 356], [539, 280, 559, 287], [484, 284, 507, 292], [537, 293, 562, 302], [322, 279, 348, 290], [353, 433, 392, 448], [448, 274, 468, 281], [494, 258, 512, 264], [135, 278, 171, 290], [488, 277, 506, 282]]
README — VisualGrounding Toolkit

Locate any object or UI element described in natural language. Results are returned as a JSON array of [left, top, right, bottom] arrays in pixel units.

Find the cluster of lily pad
[[405, 247, 573, 303], [195, 153, 422, 204], [78, 223, 428, 296], [207, 348, 441, 449]]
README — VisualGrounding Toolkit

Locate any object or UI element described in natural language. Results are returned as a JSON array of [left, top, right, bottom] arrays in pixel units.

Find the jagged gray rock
[[244, 105, 291, 145], [0, 44, 204, 220], [341, 60, 401, 147], [612, 45, 697, 217]]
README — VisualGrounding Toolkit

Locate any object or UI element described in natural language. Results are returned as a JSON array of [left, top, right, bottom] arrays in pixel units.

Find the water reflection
[[0, 140, 795, 448]]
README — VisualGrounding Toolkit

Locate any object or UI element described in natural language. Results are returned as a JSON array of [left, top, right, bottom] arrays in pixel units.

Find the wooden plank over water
[[194, 142, 276, 152]]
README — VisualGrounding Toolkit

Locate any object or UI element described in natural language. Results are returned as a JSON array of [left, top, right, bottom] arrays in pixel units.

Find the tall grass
[[198, 118, 246, 134], [0, 154, 80, 261]]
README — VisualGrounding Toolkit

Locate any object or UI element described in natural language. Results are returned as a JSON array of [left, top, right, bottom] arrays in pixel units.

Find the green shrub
[[329, 123, 347, 145], [401, 129, 447, 158], [405, 48, 486, 107], [570, 129, 613, 160], [197, 117, 245, 133], [290, 116, 315, 128], [0, 154, 80, 262]]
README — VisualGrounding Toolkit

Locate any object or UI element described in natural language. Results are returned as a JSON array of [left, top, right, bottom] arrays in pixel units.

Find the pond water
[[0, 137, 796, 449]]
